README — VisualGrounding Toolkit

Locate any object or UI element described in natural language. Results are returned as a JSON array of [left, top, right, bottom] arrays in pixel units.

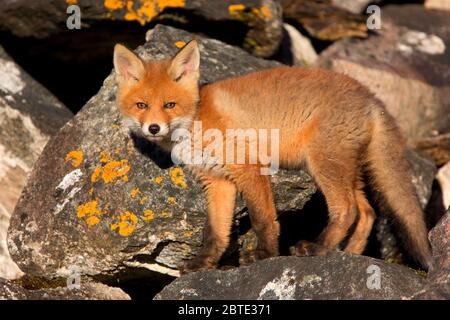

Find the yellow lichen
[[170, 167, 187, 188], [175, 41, 186, 48], [110, 211, 138, 236], [183, 231, 193, 238], [139, 196, 148, 205], [167, 196, 177, 204], [88, 187, 95, 195], [143, 209, 155, 221], [130, 188, 140, 198], [65, 150, 84, 168], [158, 211, 172, 218], [154, 176, 163, 184], [77, 200, 103, 226], [100, 151, 111, 163]]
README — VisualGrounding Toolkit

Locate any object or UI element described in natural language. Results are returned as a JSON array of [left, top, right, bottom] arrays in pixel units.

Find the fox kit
[[113, 40, 432, 273]]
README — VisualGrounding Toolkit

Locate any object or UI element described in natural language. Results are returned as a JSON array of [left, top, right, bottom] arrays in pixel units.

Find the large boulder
[[0, 277, 129, 300], [155, 252, 426, 300], [0, 0, 283, 58], [316, 5, 450, 146], [0, 45, 72, 279], [7, 25, 316, 288]]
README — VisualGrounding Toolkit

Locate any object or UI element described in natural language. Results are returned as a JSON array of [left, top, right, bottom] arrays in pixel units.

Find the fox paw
[[239, 249, 278, 266], [179, 257, 216, 275], [293, 240, 329, 257]]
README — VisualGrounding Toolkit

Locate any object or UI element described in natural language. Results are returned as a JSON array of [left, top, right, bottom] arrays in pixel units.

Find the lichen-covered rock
[[155, 253, 426, 300], [7, 25, 316, 285], [0, 277, 130, 300], [0, 45, 72, 280], [316, 5, 450, 146], [0, 0, 283, 58], [411, 210, 450, 299]]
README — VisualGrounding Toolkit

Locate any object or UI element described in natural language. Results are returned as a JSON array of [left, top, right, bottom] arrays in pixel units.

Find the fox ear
[[113, 44, 145, 83], [168, 40, 200, 83]]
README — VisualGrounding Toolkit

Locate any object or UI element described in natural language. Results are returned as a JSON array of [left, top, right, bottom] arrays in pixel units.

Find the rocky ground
[[0, 0, 449, 300]]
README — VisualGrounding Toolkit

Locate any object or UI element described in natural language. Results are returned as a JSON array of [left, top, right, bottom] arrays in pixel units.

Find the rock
[[331, 0, 377, 14], [375, 150, 437, 265], [437, 164, 450, 212], [7, 25, 316, 288], [0, 45, 72, 280], [0, 277, 129, 300], [155, 252, 426, 300], [316, 5, 450, 146], [416, 133, 450, 167], [276, 23, 318, 66], [425, 0, 450, 11], [279, 0, 368, 41], [412, 210, 450, 299], [0, 0, 283, 58]]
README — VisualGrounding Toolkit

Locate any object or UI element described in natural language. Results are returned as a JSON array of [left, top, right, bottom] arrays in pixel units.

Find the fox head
[[113, 40, 200, 145]]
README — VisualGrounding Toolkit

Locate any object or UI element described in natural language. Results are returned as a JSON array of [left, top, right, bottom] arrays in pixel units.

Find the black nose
[[148, 124, 160, 135]]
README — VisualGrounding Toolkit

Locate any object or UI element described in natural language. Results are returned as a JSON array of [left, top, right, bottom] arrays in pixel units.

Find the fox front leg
[[179, 176, 237, 274]]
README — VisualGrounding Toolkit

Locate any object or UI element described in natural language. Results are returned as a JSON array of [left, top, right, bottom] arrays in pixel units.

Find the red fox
[[113, 40, 432, 273]]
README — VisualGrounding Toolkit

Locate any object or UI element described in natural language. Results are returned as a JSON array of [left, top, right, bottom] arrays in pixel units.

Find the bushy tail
[[367, 108, 432, 270]]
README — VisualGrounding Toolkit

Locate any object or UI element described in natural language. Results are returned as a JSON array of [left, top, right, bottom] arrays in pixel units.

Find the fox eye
[[164, 102, 176, 109], [136, 102, 148, 109]]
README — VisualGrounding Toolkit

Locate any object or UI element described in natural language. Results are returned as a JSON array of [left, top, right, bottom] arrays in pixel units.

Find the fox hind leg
[[344, 185, 376, 254], [296, 152, 359, 256]]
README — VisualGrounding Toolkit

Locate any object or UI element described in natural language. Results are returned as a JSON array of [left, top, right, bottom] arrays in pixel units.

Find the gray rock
[[316, 5, 450, 146], [0, 0, 283, 58], [411, 210, 450, 299], [0, 277, 129, 300], [7, 25, 316, 285], [0, 45, 72, 280], [277, 23, 318, 66], [155, 252, 426, 300]]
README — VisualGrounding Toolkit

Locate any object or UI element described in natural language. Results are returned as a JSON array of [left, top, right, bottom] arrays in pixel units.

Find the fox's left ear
[[168, 40, 200, 83]]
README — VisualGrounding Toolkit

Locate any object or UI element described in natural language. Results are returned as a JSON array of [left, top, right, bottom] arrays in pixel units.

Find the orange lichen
[[66, 0, 78, 5], [175, 41, 186, 48], [154, 176, 163, 184], [170, 167, 187, 188], [183, 231, 193, 238], [143, 209, 155, 221], [104, 0, 125, 10], [104, 0, 186, 26], [228, 4, 246, 15], [91, 159, 131, 184], [111, 124, 120, 129], [65, 150, 84, 168], [130, 188, 140, 198], [258, 5, 272, 19], [110, 211, 138, 236], [167, 196, 177, 204], [76, 200, 103, 226]]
